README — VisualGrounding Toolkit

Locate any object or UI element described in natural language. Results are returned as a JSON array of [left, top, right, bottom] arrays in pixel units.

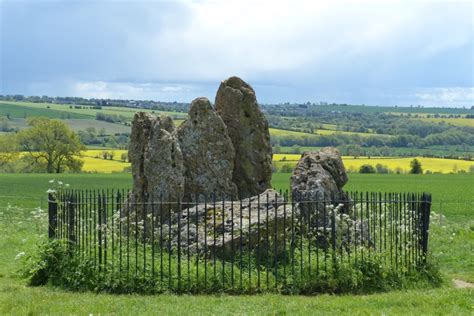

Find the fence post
[[48, 193, 57, 239], [420, 193, 431, 263], [68, 192, 76, 249]]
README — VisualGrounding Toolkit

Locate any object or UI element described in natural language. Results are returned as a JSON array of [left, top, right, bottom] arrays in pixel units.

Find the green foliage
[[375, 163, 391, 174], [410, 158, 423, 174], [0, 134, 19, 169], [21, 239, 67, 286], [279, 164, 294, 173], [468, 165, 474, 174], [359, 164, 376, 173], [17, 118, 85, 173], [23, 239, 442, 295]]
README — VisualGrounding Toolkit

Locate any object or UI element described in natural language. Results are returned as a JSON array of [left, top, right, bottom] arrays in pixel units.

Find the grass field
[[269, 127, 387, 139], [0, 102, 90, 119], [1, 101, 187, 120], [316, 129, 391, 138], [0, 173, 472, 314], [269, 128, 317, 138]]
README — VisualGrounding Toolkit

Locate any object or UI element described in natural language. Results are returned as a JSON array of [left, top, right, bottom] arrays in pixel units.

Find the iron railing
[[48, 189, 431, 293]]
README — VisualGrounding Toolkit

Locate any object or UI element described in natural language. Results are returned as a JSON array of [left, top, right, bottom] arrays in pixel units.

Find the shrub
[[375, 163, 391, 174], [469, 165, 474, 174], [280, 164, 294, 173], [359, 164, 376, 173], [410, 158, 423, 174], [23, 239, 442, 295]]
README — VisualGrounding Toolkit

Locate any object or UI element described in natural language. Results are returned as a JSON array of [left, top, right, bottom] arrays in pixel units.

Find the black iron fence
[[47, 189, 432, 293]]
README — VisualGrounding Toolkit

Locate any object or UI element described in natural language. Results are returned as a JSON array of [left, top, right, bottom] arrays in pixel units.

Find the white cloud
[[144, 0, 472, 84], [415, 87, 474, 104], [2, 0, 472, 105], [73, 81, 200, 100]]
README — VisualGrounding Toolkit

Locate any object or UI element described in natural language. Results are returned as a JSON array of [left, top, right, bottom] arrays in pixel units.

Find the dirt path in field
[[453, 279, 474, 289]]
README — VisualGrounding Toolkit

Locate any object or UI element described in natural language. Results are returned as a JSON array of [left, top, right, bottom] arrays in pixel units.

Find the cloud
[[415, 87, 474, 104], [73, 81, 202, 101], [1, 0, 472, 106]]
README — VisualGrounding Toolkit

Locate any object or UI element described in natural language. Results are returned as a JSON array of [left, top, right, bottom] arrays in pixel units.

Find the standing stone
[[291, 147, 352, 248], [215, 76, 273, 198], [177, 97, 238, 202], [129, 112, 185, 205], [129, 112, 154, 202], [291, 147, 348, 202]]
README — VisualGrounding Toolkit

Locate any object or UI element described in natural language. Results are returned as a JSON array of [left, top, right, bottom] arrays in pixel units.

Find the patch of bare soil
[[453, 279, 474, 289]]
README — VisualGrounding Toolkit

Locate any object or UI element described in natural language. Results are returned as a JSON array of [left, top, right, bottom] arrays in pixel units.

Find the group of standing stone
[[128, 76, 273, 205], [126, 76, 354, 256]]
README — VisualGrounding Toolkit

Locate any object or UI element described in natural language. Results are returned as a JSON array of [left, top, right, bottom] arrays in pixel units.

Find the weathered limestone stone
[[290, 147, 351, 248], [291, 147, 348, 201], [177, 97, 238, 202], [215, 76, 273, 199], [165, 189, 291, 258], [129, 112, 185, 205]]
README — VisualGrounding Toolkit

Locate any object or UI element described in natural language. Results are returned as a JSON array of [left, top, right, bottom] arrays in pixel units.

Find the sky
[[1, 0, 473, 107]]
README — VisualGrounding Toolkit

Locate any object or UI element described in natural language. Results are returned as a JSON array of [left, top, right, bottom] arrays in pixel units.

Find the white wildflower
[[15, 252, 25, 260], [49, 180, 55, 183], [58, 181, 63, 185]]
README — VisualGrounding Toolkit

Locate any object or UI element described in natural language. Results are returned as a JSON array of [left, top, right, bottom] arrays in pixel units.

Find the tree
[[280, 164, 294, 173], [409, 158, 423, 174], [18, 118, 85, 173], [375, 163, 390, 174], [344, 144, 363, 158], [359, 164, 376, 174], [120, 152, 128, 162], [0, 134, 19, 167]]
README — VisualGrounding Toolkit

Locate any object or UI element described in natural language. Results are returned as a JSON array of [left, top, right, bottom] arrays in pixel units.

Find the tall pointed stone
[[215, 76, 273, 198], [129, 112, 184, 205], [177, 97, 238, 201]]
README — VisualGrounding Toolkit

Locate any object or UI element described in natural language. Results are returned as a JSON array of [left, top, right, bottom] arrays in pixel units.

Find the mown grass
[[0, 173, 472, 314], [1, 283, 471, 315]]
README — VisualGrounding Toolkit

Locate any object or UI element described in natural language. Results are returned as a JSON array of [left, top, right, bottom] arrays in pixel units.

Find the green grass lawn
[[0, 173, 472, 314]]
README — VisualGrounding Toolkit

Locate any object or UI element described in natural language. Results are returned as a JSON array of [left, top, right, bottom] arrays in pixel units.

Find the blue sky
[[1, 0, 473, 107]]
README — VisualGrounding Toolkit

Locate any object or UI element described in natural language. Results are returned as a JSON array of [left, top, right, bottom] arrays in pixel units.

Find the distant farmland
[[273, 155, 474, 174], [65, 151, 474, 173]]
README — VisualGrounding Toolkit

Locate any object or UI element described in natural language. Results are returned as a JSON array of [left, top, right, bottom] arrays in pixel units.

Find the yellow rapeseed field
[[16, 150, 474, 174], [273, 155, 474, 174], [81, 156, 130, 173], [81, 150, 130, 173]]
